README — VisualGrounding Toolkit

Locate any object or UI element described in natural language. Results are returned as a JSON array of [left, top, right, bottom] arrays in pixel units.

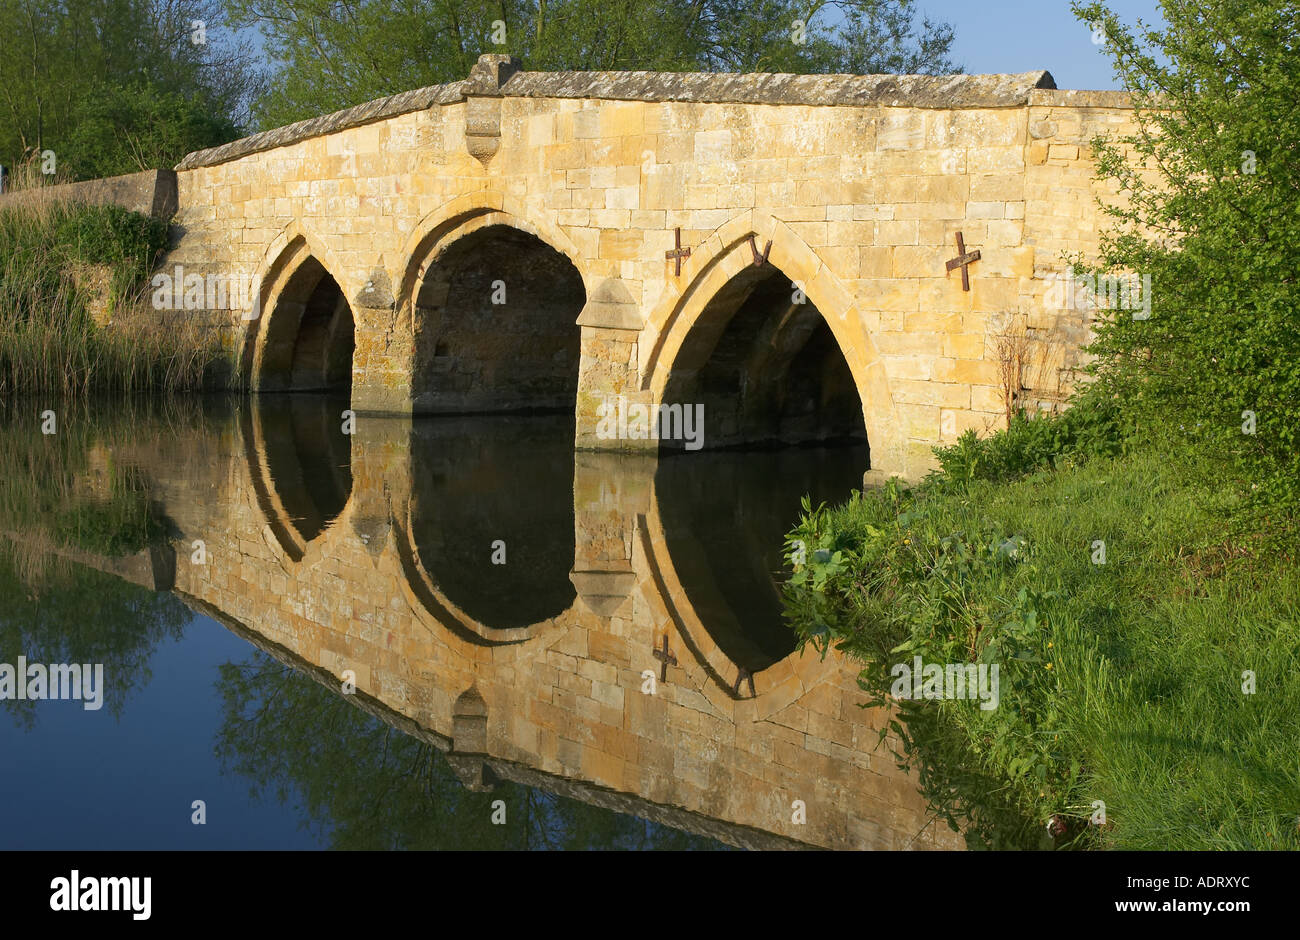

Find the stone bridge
[[68, 404, 960, 849], [160, 55, 1137, 479]]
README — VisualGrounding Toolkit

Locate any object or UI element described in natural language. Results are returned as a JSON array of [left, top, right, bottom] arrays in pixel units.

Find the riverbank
[[784, 406, 1300, 850], [0, 201, 223, 396]]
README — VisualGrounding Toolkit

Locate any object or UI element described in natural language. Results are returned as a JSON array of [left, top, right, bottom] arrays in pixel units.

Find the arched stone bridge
[[164, 55, 1137, 479]]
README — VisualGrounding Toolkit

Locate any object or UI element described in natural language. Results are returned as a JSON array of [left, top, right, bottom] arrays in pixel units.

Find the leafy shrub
[[62, 83, 240, 181], [785, 486, 1087, 848], [931, 395, 1124, 486], [1072, 0, 1300, 519], [784, 444, 1300, 850]]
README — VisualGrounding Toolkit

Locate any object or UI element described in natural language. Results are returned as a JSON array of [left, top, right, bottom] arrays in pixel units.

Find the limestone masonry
[[153, 54, 1139, 479], [71, 409, 966, 849]]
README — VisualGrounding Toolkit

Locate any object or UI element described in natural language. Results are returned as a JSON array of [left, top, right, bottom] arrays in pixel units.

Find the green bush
[[931, 396, 1125, 486], [784, 444, 1300, 850], [50, 203, 170, 270], [51, 203, 170, 305], [0, 202, 169, 316], [1071, 0, 1300, 518], [62, 83, 240, 181], [785, 483, 1084, 848]]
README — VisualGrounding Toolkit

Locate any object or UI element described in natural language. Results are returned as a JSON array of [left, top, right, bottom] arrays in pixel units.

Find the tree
[[1072, 0, 1300, 517], [63, 83, 241, 179], [0, 0, 261, 180], [215, 651, 733, 849], [223, 0, 959, 129]]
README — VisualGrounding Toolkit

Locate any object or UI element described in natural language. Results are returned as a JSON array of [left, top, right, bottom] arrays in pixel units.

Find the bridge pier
[[351, 296, 414, 415], [575, 324, 656, 453], [569, 452, 655, 617]]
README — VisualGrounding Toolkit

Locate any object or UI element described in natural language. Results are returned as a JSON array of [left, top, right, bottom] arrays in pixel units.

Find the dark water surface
[[0, 396, 931, 851]]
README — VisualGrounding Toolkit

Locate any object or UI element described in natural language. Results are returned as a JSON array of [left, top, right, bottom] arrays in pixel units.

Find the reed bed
[[0, 200, 225, 396]]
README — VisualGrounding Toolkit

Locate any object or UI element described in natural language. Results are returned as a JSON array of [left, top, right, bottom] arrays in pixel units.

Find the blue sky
[[226, 0, 1169, 92], [918, 0, 1167, 89]]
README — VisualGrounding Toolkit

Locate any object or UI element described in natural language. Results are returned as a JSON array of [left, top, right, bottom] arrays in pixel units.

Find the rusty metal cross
[[945, 231, 981, 291], [652, 634, 678, 681], [665, 227, 691, 276]]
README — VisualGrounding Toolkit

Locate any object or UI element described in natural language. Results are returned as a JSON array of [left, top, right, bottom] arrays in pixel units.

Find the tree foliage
[[216, 651, 734, 849], [0, 0, 260, 179], [1072, 0, 1300, 519], [224, 0, 959, 128]]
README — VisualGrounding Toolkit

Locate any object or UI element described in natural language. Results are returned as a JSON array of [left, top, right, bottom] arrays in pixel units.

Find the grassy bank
[[784, 411, 1300, 850], [0, 201, 222, 395]]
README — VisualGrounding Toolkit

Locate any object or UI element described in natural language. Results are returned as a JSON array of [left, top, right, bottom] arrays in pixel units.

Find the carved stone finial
[[466, 54, 522, 95]]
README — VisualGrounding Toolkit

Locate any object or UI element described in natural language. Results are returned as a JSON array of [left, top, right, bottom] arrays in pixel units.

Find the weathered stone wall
[[0, 168, 178, 218], [1020, 90, 1142, 407], [112, 411, 962, 849], [159, 58, 1139, 479]]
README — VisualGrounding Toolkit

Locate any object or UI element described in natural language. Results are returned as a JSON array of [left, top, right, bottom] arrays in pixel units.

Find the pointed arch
[[242, 222, 357, 392], [396, 191, 588, 319], [397, 193, 588, 416], [640, 211, 899, 463]]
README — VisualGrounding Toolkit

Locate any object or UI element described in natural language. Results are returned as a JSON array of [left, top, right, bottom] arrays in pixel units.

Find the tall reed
[[0, 200, 225, 396]]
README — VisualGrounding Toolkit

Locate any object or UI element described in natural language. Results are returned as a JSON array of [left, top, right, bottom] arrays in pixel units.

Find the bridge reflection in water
[[78, 399, 961, 850]]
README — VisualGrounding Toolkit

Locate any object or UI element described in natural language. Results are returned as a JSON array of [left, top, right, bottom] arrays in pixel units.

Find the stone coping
[[176, 62, 1072, 171], [496, 67, 1058, 108], [1028, 88, 1135, 109], [175, 83, 467, 171]]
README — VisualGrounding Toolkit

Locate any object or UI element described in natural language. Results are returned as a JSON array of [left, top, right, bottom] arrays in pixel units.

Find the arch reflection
[[245, 395, 354, 560], [407, 415, 577, 633], [653, 443, 870, 673]]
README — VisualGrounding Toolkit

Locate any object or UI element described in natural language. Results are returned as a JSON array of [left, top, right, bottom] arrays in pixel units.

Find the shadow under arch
[[243, 234, 356, 393], [659, 260, 869, 451], [642, 214, 899, 465], [397, 197, 588, 417], [396, 194, 588, 310], [393, 414, 579, 644], [241, 396, 353, 565]]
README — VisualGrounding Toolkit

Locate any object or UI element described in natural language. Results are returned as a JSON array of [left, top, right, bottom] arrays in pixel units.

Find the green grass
[[0, 201, 223, 395], [785, 437, 1300, 850]]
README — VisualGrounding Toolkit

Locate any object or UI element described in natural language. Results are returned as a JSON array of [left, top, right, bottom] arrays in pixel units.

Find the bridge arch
[[639, 489, 831, 719], [397, 194, 589, 416], [642, 213, 897, 460], [239, 399, 354, 568], [243, 225, 357, 394], [396, 192, 588, 310]]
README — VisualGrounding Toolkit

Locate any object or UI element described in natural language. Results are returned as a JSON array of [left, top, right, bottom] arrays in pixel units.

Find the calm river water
[[0, 396, 957, 850]]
